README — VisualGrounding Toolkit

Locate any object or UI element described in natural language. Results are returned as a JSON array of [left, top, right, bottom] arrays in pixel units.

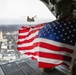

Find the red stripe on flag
[[18, 35, 27, 39], [19, 28, 30, 33], [18, 35, 38, 44], [17, 42, 38, 50], [39, 62, 70, 68], [39, 42, 73, 53], [39, 62, 60, 68], [25, 52, 39, 56], [39, 52, 72, 62], [31, 57, 37, 60]]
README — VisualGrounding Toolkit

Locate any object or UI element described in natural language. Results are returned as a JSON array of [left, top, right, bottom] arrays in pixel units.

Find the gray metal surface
[[0, 59, 67, 75], [0, 67, 4, 75], [1, 62, 27, 75]]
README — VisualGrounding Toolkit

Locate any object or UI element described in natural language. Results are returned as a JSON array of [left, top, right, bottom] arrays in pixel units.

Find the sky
[[0, 0, 56, 25]]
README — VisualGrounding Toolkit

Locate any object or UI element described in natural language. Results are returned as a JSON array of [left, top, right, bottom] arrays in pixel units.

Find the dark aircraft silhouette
[[27, 15, 37, 22]]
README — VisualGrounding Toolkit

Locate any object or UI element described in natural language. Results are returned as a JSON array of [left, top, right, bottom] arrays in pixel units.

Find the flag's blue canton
[[38, 20, 76, 46]]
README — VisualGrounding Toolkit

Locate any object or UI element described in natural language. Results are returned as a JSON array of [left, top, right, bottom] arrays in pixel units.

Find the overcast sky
[[0, 0, 56, 25]]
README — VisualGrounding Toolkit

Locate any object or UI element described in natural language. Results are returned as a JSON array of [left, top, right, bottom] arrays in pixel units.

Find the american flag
[[17, 20, 76, 73]]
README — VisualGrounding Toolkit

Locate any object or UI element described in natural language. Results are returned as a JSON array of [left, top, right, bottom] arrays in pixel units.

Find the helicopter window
[[0, 0, 56, 24]]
